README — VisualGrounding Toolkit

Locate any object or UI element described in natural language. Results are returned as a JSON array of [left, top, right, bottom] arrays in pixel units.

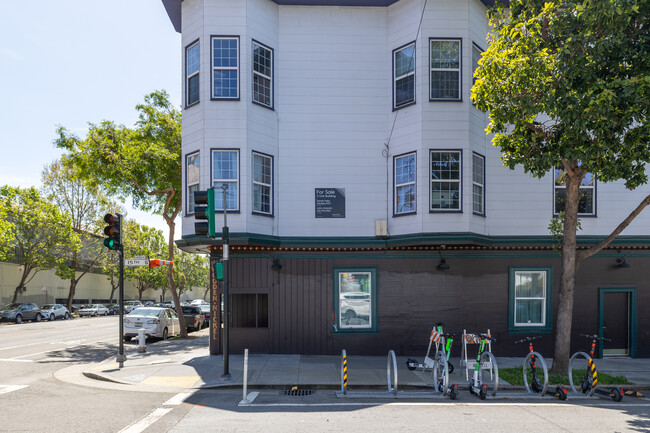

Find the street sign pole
[[116, 213, 126, 364]]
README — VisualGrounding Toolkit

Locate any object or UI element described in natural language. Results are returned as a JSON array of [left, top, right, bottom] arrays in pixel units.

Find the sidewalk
[[74, 332, 650, 394]]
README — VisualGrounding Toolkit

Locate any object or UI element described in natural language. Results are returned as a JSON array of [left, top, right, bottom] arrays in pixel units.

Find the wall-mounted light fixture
[[437, 246, 450, 270], [616, 256, 630, 269], [272, 258, 282, 270]]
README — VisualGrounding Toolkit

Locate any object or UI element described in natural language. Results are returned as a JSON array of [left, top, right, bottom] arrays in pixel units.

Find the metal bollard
[[137, 328, 147, 353]]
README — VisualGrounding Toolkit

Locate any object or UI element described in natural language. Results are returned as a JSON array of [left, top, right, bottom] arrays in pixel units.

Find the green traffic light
[[103, 238, 117, 250]]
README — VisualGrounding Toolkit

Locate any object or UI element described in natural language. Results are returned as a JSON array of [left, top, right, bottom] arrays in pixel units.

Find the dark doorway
[[599, 288, 637, 357]]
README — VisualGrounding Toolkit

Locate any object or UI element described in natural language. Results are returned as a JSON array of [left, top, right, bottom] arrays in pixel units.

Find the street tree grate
[[281, 389, 314, 396]]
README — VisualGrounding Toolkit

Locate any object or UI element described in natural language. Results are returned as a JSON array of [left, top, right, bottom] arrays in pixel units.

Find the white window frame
[[252, 41, 273, 108], [212, 149, 239, 211], [393, 42, 416, 109], [429, 38, 462, 101], [211, 36, 239, 100], [186, 152, 200, 215], [186, 40, 200, 107], [430, 150, 462, 211], [252, 151, 272, 216], [394, 152, 416, 215], [513, 270, 547, 327], [472, 153, 485, 215], [553, 167, 596, 216]]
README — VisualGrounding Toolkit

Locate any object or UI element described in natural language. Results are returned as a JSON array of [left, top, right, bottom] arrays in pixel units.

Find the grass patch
[[499, 368, 631, 386]]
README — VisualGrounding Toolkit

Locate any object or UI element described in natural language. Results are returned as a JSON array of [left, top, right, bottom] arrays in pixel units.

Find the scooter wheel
[[448, 363, 454, 374], [556, 386, 568, 401], [611, 388, 623, 402], [449, 385, 458, 400], [479, 384, 488, 400], [406, 358, 418, 371]]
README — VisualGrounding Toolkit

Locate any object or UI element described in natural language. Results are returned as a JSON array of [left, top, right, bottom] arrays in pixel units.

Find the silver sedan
[[123, 307, 180, 341]]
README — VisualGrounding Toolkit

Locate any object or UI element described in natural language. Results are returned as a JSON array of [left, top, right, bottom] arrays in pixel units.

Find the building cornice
[[161, 0, 500, 33]]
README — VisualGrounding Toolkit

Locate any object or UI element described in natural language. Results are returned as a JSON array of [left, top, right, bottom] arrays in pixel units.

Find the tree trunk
[[66, 279, 77, 311], [12, 267, 31, 303], [109, 276, 118, 303], [165, 218, 188, 337], [551, 168, 583, 373]]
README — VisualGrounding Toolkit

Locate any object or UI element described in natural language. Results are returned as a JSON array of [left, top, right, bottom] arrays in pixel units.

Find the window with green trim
[[508, 267, 552, 333], [334, 268, 377, 332]]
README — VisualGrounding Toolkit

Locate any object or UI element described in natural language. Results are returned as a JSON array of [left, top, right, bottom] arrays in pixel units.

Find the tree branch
[[577, 194, 650, 264]]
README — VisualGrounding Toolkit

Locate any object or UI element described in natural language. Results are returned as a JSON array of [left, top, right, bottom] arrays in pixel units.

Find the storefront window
[[334, 268, 377, 332]]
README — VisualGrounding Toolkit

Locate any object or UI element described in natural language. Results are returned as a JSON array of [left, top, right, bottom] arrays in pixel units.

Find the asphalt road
[[1, 317, 649, 433]]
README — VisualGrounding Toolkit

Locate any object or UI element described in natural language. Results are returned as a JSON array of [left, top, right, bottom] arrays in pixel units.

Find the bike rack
[[568, 351, 597, 397], [336, 350, 449, 399], [497, 352, 569, 400]]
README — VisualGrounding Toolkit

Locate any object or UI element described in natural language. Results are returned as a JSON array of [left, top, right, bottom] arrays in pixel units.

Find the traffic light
[[194, 189, 215, 237], [103, 213, 122, 251]]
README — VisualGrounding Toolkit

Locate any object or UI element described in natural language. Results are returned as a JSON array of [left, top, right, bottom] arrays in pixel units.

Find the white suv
[[123, 301, 143, 313]]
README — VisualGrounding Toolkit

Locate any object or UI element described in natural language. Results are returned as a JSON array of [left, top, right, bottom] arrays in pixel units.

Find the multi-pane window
[[472, 43, 482, 87], [510, 269, 552, 331], [253, 152, 272, 215], [252, 41, 273, 108], [472, 153, 485, 215], [393, 42, 415, 109], [430, 39, 461, 101], [430, 150, 461, 211], [186, 41, 200, 106], [554, 167, 595, 215], [394, 152, 416, 215], [335, 268, 377, 332], [212, 36, 239, 99], [186, 153, 200, 214], [212, 150, 239, 211]]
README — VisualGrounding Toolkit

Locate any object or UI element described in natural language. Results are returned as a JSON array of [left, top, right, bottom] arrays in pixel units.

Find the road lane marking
[[118, 407, 173, 433], [0, 341, 58, 351], [118, 392, 191, 433], [0, 359, 33, 363], [164, 392, 194, 406], [10, 338, 117, 359], [0, 385, 28, 394]]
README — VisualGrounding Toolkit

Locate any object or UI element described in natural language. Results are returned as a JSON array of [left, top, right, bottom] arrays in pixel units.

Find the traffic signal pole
[[221, 185, 230, 379], [116, 213, 126, 364]]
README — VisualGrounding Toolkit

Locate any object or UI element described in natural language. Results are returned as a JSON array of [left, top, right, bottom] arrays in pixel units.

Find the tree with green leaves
[[0, 185, 80, 303], [55, 90, 188, 336], [473, 0, 650, 372], [174, 249, 209, 301], [41, 160, 112, 311], [124, 223, 168, 301]]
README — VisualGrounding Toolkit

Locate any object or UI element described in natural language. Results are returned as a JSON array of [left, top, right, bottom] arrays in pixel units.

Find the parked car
[[199, 304, 210, 326], [143, 301, 155, 307], [190, 299, 208, 306], [181, 305, 205, 332], [105, 304, 120, 315], [123, 300, 143, 313], [78, 304, 109, 317], [0, 303, 42, 324], [123, 307, 180, 341], [40, 304, 71, 321]]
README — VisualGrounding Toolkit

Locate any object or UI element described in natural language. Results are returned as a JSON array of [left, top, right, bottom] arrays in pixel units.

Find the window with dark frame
[[252, 41, 273, 108], [472, 153, 485, 215], [186, 41, 200, 106], [430, 150, 461, 211], [212, 36, 239, 99], [508, 267, 553, 333], [186, 153, 199, 215], [253, 152, 272, 215], [554, 167, 595, 216], [334, 269, 376, 332], [212, 149, 239, 211], [394, 152, 416, 215], [393, 42, 415, 109], [430, 39, 461, 101]]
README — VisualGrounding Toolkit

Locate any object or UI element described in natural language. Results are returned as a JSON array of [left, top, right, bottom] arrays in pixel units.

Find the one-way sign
[[124, 258, 150, 267]]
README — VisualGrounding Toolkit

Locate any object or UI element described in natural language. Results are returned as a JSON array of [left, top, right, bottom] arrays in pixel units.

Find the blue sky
[[1, 1, 181, 235]]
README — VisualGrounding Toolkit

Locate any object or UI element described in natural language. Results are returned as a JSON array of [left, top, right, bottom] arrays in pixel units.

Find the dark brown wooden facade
[[206, 249, 649, 359]]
